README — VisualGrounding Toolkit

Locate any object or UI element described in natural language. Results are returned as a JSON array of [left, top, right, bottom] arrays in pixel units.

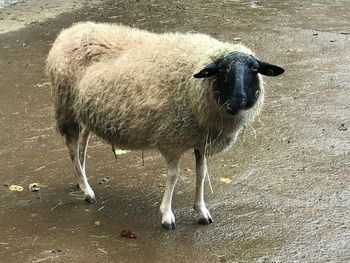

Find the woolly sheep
[[46, 22, 284, 230]]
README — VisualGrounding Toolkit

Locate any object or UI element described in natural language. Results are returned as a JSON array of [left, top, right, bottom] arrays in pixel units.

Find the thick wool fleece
[[46, 22, 264, 159]]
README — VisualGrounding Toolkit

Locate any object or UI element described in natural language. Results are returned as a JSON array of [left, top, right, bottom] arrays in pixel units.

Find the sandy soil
[[0, 0, 349, 262]]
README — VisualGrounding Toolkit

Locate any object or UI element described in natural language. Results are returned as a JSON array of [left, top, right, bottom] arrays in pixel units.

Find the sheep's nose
[[235, 94, 247, 108]]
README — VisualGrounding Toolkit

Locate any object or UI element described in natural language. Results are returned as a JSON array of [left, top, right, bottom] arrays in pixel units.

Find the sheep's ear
[[193, 63, 219, 78], [257, 60, 285, 76]]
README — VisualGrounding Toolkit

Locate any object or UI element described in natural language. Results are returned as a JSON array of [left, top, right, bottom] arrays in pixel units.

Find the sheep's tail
[[46, 63, 79, 136], [52, 82, 79, 136]]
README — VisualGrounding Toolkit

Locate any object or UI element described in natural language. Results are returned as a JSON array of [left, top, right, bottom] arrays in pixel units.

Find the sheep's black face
[[194, 52, 284, 116]]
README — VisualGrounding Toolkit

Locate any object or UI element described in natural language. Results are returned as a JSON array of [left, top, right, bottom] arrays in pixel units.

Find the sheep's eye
[[251, 66, 259, 73]]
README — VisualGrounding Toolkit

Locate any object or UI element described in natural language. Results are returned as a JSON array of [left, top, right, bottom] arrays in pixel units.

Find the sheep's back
[[73, 42, 204, 150]]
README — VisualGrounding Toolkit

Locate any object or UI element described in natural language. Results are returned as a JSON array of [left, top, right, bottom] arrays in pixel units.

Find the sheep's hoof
[[198, 217, 213, 225], [162, 222, 176, 230], [85, 195, 96, 204]]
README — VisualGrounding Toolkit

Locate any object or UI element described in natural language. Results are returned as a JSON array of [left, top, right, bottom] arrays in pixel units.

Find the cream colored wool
[[46, 22, 264, 159]]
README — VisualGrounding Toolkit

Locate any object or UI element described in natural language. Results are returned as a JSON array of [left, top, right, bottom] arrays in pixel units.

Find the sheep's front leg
[[194, 149, 213, 224], [160, 158, 180, 230]]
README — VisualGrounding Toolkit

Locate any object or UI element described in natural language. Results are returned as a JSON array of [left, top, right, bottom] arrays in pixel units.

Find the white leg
[[79, 127, 91, 173], [194, 149, 213, 224], [65, 128, 96, 203], [160, 157, 180, 230]]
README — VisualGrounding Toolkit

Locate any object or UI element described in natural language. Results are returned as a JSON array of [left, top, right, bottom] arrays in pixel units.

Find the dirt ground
[[0, 0, 349, 262]]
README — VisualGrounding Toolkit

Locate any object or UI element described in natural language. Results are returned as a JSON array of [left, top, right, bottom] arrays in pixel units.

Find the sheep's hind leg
[[194, 149, 213, 225], [79, 127, 91, 174], [64, 124, 96, 203], [160, 157, 180, 230]]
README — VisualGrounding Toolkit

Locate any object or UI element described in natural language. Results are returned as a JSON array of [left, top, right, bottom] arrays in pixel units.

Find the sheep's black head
[[194, 52, 284, 115]]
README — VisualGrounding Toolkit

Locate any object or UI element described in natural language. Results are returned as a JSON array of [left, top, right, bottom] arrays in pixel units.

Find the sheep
[[46, 22, 284, 230]]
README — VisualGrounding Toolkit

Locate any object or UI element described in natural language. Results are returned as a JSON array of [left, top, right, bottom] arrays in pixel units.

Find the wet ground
[[0, 0, 349, 262]]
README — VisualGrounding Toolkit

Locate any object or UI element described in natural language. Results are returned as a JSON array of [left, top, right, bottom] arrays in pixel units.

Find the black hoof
[[85, 196, 96, 204], [198, 217, 213, 225], [162, 222, 176, 230]]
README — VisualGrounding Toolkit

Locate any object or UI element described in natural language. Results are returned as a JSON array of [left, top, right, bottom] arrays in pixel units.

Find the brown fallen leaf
[[120, 229, 137, 239]]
